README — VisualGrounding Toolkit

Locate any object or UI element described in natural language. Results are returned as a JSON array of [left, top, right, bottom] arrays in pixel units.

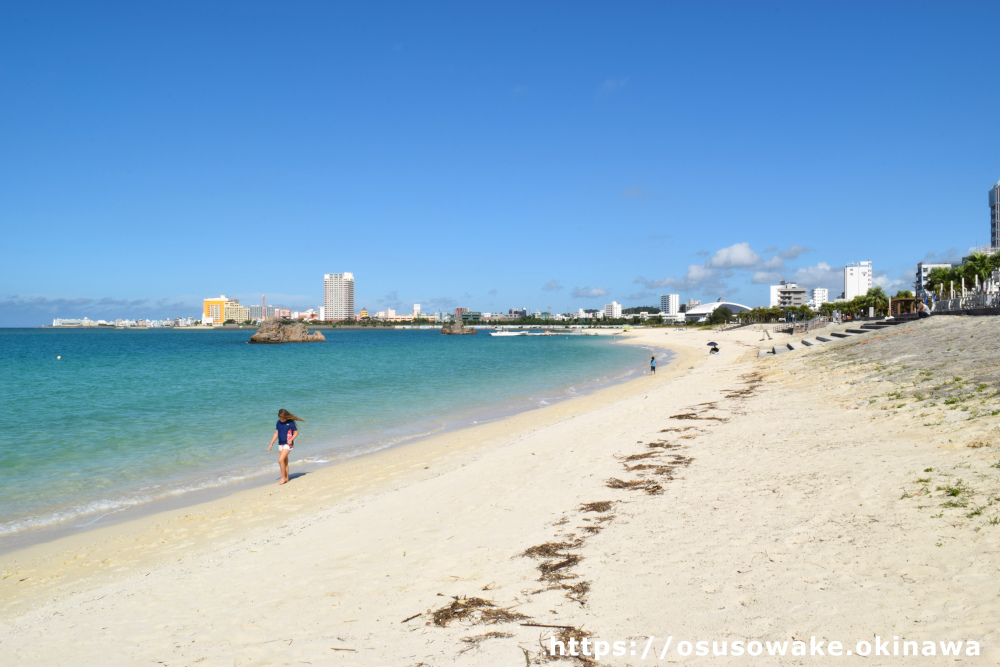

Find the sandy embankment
[[2, 320, 999, 665]]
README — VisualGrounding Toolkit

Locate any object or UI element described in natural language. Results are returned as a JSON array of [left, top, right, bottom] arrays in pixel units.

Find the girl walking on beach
[[268, 409, 304, 485], [650, 356, 656, 375]]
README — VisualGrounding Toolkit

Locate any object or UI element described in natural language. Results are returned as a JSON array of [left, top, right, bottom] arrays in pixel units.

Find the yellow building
[[203, 296, 227, 324], [224, 302, 250, 323], [203, 295, 248, 325], [359, 307, 369, 319]]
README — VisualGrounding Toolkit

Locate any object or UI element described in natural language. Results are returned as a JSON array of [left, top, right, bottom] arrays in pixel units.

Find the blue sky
[[3, 1, 999, 325]]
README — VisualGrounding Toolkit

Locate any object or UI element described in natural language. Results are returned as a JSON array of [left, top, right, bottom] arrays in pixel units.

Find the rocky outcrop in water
[[249, 318, 326, 343], [440, 321, 477, 335]]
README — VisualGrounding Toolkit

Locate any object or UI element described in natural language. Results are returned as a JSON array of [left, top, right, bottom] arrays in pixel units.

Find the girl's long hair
[[278, 409, 305, 422]]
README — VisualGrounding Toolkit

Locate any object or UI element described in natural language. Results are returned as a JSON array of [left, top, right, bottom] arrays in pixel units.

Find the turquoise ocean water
[[0, 328, 654, 540]]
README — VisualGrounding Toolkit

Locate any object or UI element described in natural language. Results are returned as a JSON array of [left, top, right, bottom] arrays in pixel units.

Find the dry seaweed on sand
[[561, 580, 591, 604], [538, 555, 582, 582], [618, 451, 657, 462], [625, 463, 658, 472], [459, 631, 514, 653], [670, 412, 726, 421], [646, 441, 680, 450], [578, 501, 615, 513], [522, 540, 583, 559], [431, 596, 528, 627], [659, 426, 696, 433], [606, 477, 663, 495]]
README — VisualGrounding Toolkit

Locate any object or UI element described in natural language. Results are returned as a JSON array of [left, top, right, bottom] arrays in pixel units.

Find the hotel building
[[203, 295, 249, 324], [660, 294, 679, 316], [323, 273, 355, 321], [844, 261, 872, 301], [809, 288, 828, 309], [769, 281, 808, 308]]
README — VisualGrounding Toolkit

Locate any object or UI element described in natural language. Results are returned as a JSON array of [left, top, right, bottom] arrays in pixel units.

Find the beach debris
[[562, 580, 591, 604], [577, 501, 614, 513], [646, 441, 681, 449], [670, 412, 726, 421], [430, 596, 528, 627], [618, 451, 657, 461], [538, 555, 582, 581], [522, 540, 583, 559], [401, 613, 422, 623], [459, 631, 514, 653], [605, 477, 663, 495]]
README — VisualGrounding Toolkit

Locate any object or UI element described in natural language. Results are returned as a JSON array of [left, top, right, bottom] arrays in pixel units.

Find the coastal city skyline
[[4, 4, 1000, 327], [36, 180, 1000, 327]]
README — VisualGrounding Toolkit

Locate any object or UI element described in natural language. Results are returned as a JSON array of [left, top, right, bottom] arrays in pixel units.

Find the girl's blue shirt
[[276, 420, 297, 444]]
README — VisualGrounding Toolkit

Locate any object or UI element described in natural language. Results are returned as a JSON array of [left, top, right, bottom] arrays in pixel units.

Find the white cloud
[[542, 280, 564, 291], [571, 286, 610, 298], [751, 271, 784, 284], [873, 272, 908, 292], [634, 264, 722, 292], [778, 244, 809, 260], [705, 242, 761, 269], [685, 264, 715, 282], [791, 262, 842, 291], [757, 255, 785, 271]]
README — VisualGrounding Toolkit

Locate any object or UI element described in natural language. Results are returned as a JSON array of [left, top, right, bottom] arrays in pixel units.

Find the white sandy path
[[1, 326, 998, 665]]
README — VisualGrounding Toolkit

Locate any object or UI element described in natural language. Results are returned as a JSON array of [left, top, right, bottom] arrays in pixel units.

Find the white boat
[[490, 330, 527, 337]]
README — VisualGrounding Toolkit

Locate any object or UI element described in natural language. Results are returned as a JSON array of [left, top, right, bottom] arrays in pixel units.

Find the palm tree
[[862, 287, 889, 316], [961, 253, 992, 284]]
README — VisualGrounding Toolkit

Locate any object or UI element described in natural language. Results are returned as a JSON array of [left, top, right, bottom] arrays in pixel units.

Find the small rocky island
[[249, 318, 326, 344], [440, 320, 477, 335]]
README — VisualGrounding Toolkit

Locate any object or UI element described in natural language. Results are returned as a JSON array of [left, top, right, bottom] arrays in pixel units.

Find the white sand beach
[[2, 322, 999, 665]]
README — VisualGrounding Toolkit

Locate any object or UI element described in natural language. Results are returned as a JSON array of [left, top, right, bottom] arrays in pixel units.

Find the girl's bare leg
[[278, 449, 289, 484]]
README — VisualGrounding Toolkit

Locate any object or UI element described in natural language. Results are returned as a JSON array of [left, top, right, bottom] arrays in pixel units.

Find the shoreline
[[0, 330, 695, 620], [1, 332, 664, 554], [6, 318, 1000, 663]]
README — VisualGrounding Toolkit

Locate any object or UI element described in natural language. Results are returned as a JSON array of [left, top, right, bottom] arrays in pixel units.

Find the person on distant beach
[[650, 356, 656, 375], [268, 409, 304, 485], [917, 300, 930, 319]]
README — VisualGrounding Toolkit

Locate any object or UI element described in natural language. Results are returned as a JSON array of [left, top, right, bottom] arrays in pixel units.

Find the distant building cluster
[[52, 317, 196, 328], [63, 191, 1000, 331]]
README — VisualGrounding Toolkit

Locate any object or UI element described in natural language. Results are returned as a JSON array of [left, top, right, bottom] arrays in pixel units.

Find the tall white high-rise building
[[809, 288, 828, 309], [323, 273, 355, 321], [844, 261, 872, 300], [604, 301, 622, 319], [660, 294, 679, 315]]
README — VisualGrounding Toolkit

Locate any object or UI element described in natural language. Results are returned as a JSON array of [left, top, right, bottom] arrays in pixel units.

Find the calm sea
[[0, 328, 654, 540]]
